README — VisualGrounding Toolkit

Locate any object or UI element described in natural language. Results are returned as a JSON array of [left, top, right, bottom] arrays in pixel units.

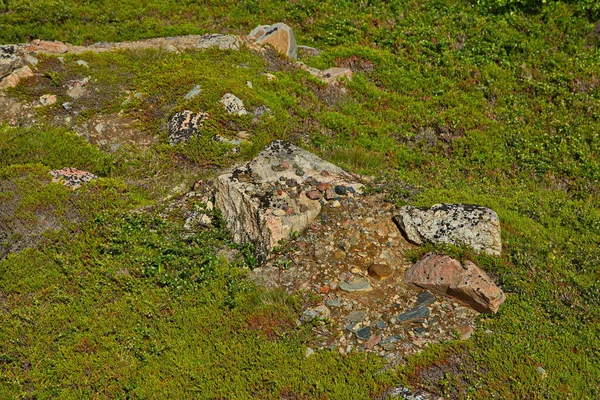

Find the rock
[[183, 84, 201, 100], [384, 386, 444, 399], [62, 102, 73, 111], [404, 253, 506, 314], [0, 66, 34, 88], [246, 81, 253, 89], [317, 67, 353, 85], [272, 209, 286, 217], [168, 110, 209, 145], [397, 305, 430, 323], [314, 305, 330, 320], [215, 140, 361, 262], [302, 309, 318, 321], [297, 45, 322, 58], [368, 264, 393, 280], [49, 167, 98, 190], [196, 34, 241, 50], [347, 310, 366, 323], [76, 60, 89, 68], [306, 190, 321, 200], [65, 77, 90, 99], [24, 55, 38, 66], [0, 45, 22, 78], [364, 334, 381, 350], [303, 305, 330, 321], [220, 93, 249, 116], [454, 325, 474, 340], [355, 326, 371, 340], [39, 94, 57, 106], [536, 366, 548, 379], [334, 185, 347, 195], [263, 73, 277, 81], [394, 203, 502, 256], [28, 39, 68, 54], [253, 105, 271, 118], [251, 23, 297, 60], [324, 188, 336, 200], [331, 200, 341, 208], [325, 299, 342, 308], [416, 290, 436, 307], [339, 277, 372, 293], [305, 347, 315, 358]]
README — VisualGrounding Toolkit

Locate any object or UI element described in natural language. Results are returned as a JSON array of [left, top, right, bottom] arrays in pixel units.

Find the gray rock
[[24, 55, 38, 67], [220, 93, 249, 116], [355, 326, 371, 340], [385, 386, 444, 399], [339, 277, 372, 293], [394, 203, 502, 256], [197, 34, 241, 50], [416, 290, 436, 307], [168, 110, 209, 145], [347, 310, 366, 323], [325, 299, 342, 308], [297, 45, 322, 58], [397, 305, 430, 323], [76, 60, 89, 68], [184, 84, 201, 100], [0, 45, 22, 78]]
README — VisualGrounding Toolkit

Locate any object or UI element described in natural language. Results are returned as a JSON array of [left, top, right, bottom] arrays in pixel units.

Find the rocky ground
[[251, 190, 479, 368]]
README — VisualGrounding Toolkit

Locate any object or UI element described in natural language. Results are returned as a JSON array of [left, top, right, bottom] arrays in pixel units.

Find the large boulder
[[404, 253, 505, 314], [394, 203, 502, 256], [250, 23, 297, 60], [215, 140, 362, 262]]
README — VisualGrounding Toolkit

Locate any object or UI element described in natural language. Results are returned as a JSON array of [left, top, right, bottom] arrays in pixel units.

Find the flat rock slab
[[196, 34, 242, 50], [394, 203, 502, 256], [396, 305, 431, 323], [339, 277, 373, 293], [215, 140, 362, 262], [405, 253, 506, 314]]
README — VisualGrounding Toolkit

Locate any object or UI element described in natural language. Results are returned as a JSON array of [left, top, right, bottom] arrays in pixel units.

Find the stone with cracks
[[168, 110, 209, 145], [251, 23, 297, 60], [404, 253, 506, 314], [215, 140, 362, 262], [394, 203, 502, 256]]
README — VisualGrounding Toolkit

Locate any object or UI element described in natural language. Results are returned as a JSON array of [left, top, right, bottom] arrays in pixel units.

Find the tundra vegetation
[[0, 0, 599, 398]]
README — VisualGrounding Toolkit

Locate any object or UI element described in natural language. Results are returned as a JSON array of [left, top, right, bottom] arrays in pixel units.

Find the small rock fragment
[[339, 277, 372, 293], [396, 305, 430, 323], [368, 264, 393, 280]]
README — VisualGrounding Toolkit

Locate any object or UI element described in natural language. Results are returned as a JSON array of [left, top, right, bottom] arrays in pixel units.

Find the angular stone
[[347, 310, 366, 323], [404, 253, 506, 314], [215, 140, 360, 262], [355, 326, 371, 340], [339, 277, 372, 293], [196, 34, 241, 50], [394, 203, 502, 256], [252, 22, 297, 60], [220, 93, 249, 116], [368, 264, 393, 280], [396, 305, 430, 323], [416, 290, 436, 307], [324, 188, 336, 200], [305, 190, 321, 200], [39, 94, 57, 106], [0, 66, 34, 88], [168, 110, 209, 145]]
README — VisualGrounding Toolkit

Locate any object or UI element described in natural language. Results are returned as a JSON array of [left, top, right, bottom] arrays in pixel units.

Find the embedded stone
[[394, 203, 502, 256], [220, 93, 249, 116], [368, 264, 393, 280], [49, 167, 97, 190], [168, 110, 209, 145], [396, 305, 430, 323], [197, 34, 241, 50], [0, 66, 34, 88]]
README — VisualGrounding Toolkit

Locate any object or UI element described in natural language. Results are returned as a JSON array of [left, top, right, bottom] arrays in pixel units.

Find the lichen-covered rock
[[215, 140, 362, 262], [50, 168, 98, 190], [404, 253, 505, 314], [26, 39, 69, 54], [393, 203, 502, 256], [250, 23, 297, 60], [0, 45, 23, 78], [168, 110, 209, 145], [196, 34, 241, 50], [220, 93, 249, 116]]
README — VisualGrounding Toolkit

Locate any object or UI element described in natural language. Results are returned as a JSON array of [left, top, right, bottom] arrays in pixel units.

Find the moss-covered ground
[[1, 0, 599, 398]]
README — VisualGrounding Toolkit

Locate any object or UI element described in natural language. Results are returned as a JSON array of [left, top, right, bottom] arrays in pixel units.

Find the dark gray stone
[[397, 305, 430, 323]]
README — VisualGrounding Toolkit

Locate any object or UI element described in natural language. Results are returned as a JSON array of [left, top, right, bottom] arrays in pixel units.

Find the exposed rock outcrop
[[49, 168, 98, 190], [215, 140, 362, 261], [394, 203, 502, 256], [196, 34, 242, 50], [404, 253, 505, 313]]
